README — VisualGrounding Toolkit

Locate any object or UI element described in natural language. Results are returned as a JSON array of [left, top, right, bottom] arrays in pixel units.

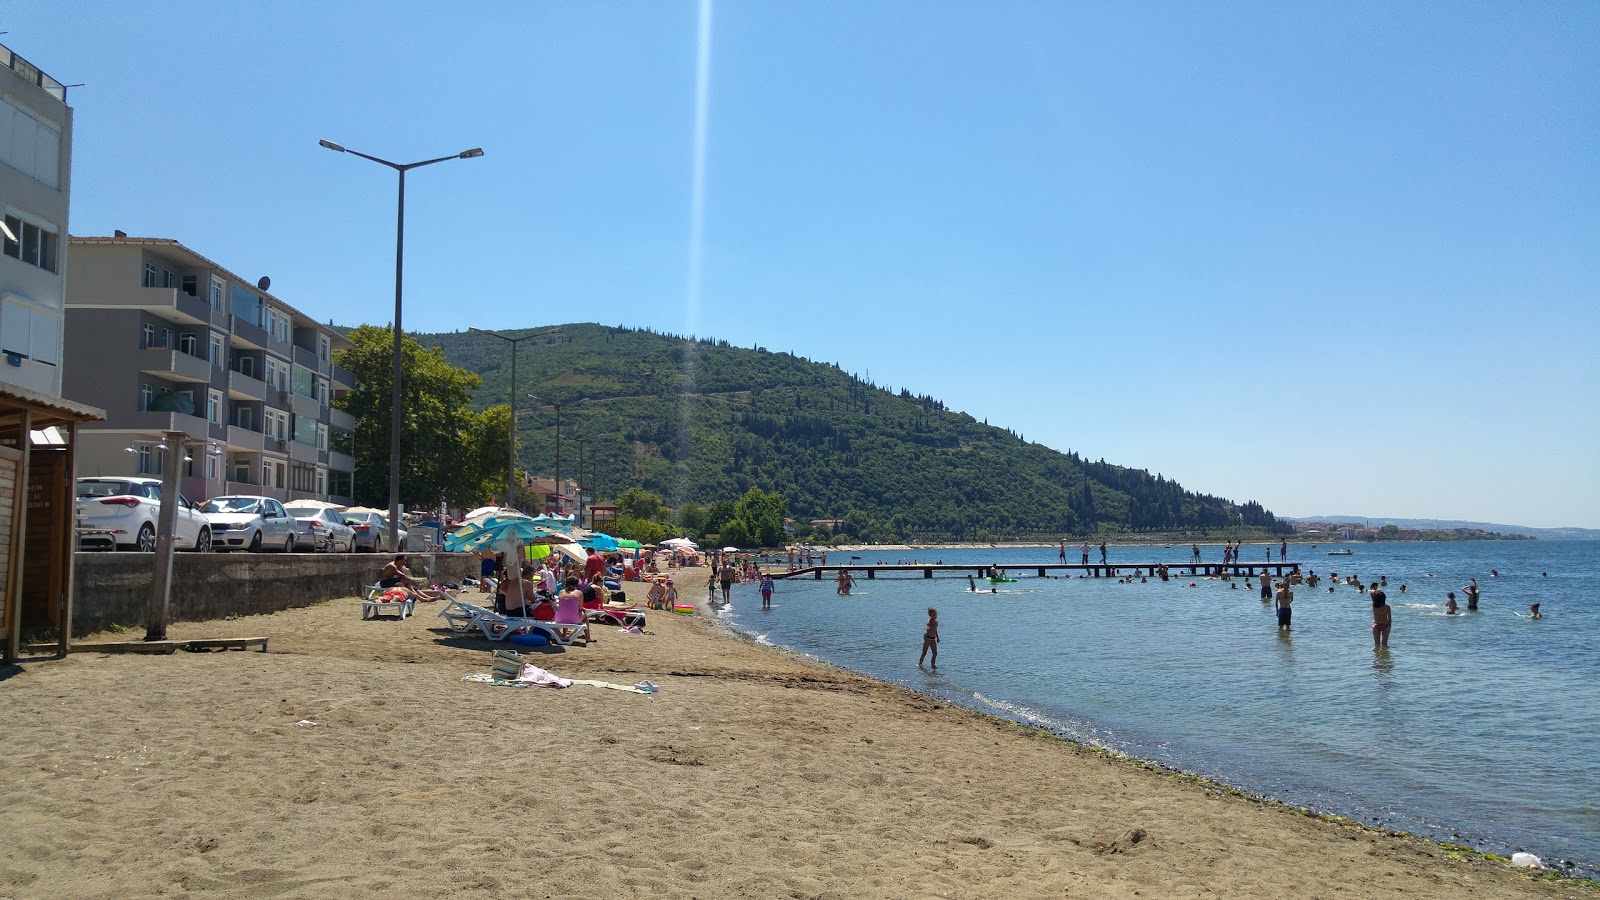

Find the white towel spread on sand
[[517, 664, 573, 687]]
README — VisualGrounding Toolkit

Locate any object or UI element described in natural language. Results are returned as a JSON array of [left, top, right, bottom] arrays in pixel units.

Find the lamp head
[[318, 139, 347, 153], [459, 148, 485, 159]]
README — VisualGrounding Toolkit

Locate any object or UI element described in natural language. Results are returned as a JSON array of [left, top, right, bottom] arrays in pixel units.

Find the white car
[[75, 477, 214, 553], [284, 504, 356, 552], [200, 496, 300, 552]]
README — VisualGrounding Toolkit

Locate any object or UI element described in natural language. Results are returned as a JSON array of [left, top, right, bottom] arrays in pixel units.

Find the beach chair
[[362, 583, 415, 621], [473, 610, 587, 646], [586, 606, 647, 628], [438, 594, 493, 634]]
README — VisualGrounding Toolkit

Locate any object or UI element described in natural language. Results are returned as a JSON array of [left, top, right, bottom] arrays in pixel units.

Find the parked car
[[284, 504, 356, 552], [75, 477, 214, 552], [345, 510, 407, 553], [199, 496, 299, 552]]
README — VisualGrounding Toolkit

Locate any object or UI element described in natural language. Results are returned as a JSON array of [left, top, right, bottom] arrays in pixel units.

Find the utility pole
[[145, 430, 186, 642]]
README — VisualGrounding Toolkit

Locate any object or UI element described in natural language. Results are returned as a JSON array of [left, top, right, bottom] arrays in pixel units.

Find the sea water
[[718, 540, 1600, 875]]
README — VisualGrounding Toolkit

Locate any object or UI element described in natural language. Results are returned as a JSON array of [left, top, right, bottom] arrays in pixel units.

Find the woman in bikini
[[919, 607, 940, 668]]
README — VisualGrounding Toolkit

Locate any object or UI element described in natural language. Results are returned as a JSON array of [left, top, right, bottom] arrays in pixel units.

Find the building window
[[178, 332, 197, 356], [237, 354, 254, 378], [207, 390, 223, 425], [143, 262, 158, 288], [209, 334, 224, 367], [318, 335, 331, 362], [139, 383, 154, 411], [137, 446, 154, 475], [0, 96, 63, 188], [316, 423, 328, 452], [3, 215, 59, 273], [161, 328, 174, 350], [209, 278, 224, 309], [181, 274, 198, 297], [233, 406, 253, 430], [141, 323, 156, 349], [264, 308, 277, 340], [231, 458, 250, 483], [315, 467, 327, 497], [206, 454, 218, 481], [291, 462, 315, 493]]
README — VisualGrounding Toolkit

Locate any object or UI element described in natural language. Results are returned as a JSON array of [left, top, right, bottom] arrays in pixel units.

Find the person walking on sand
[[1464, 578, 1480, 611], [1371, 583, 1391, 648], [919, 607, 940, 668], [1275, 580, 1294, 630], [759, 572, 774, 610]]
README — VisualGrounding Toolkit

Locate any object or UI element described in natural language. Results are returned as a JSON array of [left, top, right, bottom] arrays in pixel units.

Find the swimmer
[[1445, 592, 1458, 615], [1231, 583, 1238, 590], [1464, 578, 1480, 611], [1491, 569, 1499, 577], [1529, 603, 1541, 619], [1398, 584, 1407, 594], [967, 574, 976, 593], [1541, 572, 1548, 577]]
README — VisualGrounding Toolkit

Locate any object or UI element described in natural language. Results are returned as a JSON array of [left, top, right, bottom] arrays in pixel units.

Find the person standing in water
[[1464, 578, 1480, 611], [1371, 583, 1391, 648], [1446, 592, 1459, 615], [836, 569, 854, 596], [1275, 580, 1294, 630], [967, 573, 977, 592], [919, 607, 940, 667], [759, 572, 775, 610]]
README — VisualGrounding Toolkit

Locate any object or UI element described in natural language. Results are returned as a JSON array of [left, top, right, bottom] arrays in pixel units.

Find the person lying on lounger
[[378, 555, 444, 602]]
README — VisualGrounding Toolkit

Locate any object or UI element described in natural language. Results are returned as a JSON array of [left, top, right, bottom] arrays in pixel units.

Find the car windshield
[[202, 498, 261, 514], [77, 480, 142, 499]]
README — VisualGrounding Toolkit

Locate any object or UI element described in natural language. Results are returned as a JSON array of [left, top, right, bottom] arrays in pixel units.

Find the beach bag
[[491, 649, 524, 681]]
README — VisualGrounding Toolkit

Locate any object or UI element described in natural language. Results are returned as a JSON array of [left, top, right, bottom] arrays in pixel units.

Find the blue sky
[[16, 1, 1598, 527]]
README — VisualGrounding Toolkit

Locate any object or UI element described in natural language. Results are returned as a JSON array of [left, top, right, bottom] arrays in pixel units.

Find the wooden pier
[[772, 562, 1302, 581]]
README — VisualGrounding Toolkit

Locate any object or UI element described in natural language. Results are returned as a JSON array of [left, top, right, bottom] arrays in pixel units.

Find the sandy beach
[[1, 590, 1588, 899]]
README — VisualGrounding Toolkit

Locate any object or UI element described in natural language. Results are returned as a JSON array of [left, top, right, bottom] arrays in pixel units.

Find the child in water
[[1372, 590, 1391, 648], [919, 607, 940, 668], [1529, 603, 1542, 619], [1446, 592, 1458, 615]]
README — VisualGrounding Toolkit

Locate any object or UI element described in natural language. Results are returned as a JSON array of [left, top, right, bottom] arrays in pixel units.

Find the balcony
[[293, 345, 318, 370], [118, 409, 210, 436], [230, 315, 270, 350], [328, 407, 357, 432], [289, 440, 317, 463], [329, 450, 355, 472], [227, 369, 268, 401], [225, 481, 285, 502], [331, 364, 356, 388], [290, 391, 318, 421], [263, 436, 287, 456], [139, 347, 213, 384], [226, 424, 264, 452]]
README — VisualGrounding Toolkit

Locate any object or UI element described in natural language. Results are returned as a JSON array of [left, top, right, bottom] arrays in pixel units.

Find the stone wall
[[71, 551, 483, 637]]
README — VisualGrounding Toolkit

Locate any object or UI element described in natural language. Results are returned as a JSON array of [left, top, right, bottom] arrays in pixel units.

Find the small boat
[[1328, 549, 1353, 556]]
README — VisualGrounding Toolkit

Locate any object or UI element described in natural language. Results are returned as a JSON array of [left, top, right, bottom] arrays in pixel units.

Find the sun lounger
[[586, 606, 647, 628], [362, 582, 416, 621], [473, 610, 588, 646], [439, 595, 494, 634]]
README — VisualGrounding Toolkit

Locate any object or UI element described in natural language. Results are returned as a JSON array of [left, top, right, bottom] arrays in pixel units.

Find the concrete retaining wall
[[71, 551, 483, 637]]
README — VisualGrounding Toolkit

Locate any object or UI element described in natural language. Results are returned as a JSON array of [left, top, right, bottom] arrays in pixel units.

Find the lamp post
[[319, 138, 483, 552], [469, 327, 557, 511]]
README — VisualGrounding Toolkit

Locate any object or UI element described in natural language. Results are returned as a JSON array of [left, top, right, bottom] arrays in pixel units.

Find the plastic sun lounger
[[438, 595, 494, 634], [362, 583, 416, 620], [473, 610, 588, 646], [586, 607, 647, 628]]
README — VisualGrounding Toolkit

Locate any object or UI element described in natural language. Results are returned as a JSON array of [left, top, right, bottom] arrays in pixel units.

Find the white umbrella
[[551, 542, 588, 564], [661, 537, 698, 548], [722, 546, 740, 552]]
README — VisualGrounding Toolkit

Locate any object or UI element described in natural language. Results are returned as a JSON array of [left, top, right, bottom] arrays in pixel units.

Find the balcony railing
[[0, 43, 66, 101]]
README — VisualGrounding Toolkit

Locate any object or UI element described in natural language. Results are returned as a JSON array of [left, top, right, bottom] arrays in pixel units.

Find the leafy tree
[[334, 325, 505, 510], [677, 501, 707, 537], [616, 487, 666, 522], [733, 487, 788, 547], [718, 518, 753, 548]]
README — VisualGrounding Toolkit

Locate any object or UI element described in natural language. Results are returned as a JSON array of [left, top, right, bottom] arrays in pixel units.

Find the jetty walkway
[[772, 562, 1303, 581]]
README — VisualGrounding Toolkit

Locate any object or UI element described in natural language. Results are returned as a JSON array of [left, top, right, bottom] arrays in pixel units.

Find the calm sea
[[719, 540, 1600, 874]]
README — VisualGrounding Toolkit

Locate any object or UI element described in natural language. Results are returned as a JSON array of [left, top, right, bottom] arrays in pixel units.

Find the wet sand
[[0, 591, 1587, 898]]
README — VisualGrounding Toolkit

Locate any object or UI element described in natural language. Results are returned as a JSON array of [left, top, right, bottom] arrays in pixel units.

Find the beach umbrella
[[722, 546, 740, 552], [660, 537, 698, 549], [580, 532, 619, 552], [342, 506, 388, 517], [616, 538, 642, 550], [444, 515, 550, 554]]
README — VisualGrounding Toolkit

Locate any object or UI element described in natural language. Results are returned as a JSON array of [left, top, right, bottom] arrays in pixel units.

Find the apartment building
[[63, 237, 358, 505], [0, 44, 103, 660]]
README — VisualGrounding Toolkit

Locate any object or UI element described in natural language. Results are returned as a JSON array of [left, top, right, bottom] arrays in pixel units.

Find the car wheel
[[249, 530, 263, 552], [136, 523, 156, 553], [195, 528, 212, 554], [285, 533, 296, 553]]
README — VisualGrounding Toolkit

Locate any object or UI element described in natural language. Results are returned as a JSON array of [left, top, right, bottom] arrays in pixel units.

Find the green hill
[[418, 322, 1288, 542]]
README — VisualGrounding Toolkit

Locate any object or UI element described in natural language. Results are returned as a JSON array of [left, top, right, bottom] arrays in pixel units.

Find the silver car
[[200, 496, 299, 552], [345, 511, 407, 553], [284, 504, 356, 552]]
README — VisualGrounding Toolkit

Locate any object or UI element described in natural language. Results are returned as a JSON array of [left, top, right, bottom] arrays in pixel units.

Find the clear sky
[[15, 1, 1598, 527]]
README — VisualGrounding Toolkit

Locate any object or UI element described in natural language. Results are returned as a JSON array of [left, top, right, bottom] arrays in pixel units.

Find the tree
[[733, 487, 788, 547], [616, 487, 666, 522], [334, 325, 506, 510]]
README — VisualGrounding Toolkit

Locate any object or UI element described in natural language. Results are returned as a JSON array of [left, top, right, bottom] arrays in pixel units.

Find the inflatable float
[[672, 604, 697, 615]]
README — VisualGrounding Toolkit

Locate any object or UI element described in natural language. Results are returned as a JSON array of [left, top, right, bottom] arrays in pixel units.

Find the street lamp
[[470, 326, 558, 511], [319, 138, 483, 552]]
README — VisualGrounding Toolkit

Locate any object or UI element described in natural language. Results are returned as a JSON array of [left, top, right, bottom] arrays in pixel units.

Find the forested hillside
[[419, 323, 1288, 542]]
